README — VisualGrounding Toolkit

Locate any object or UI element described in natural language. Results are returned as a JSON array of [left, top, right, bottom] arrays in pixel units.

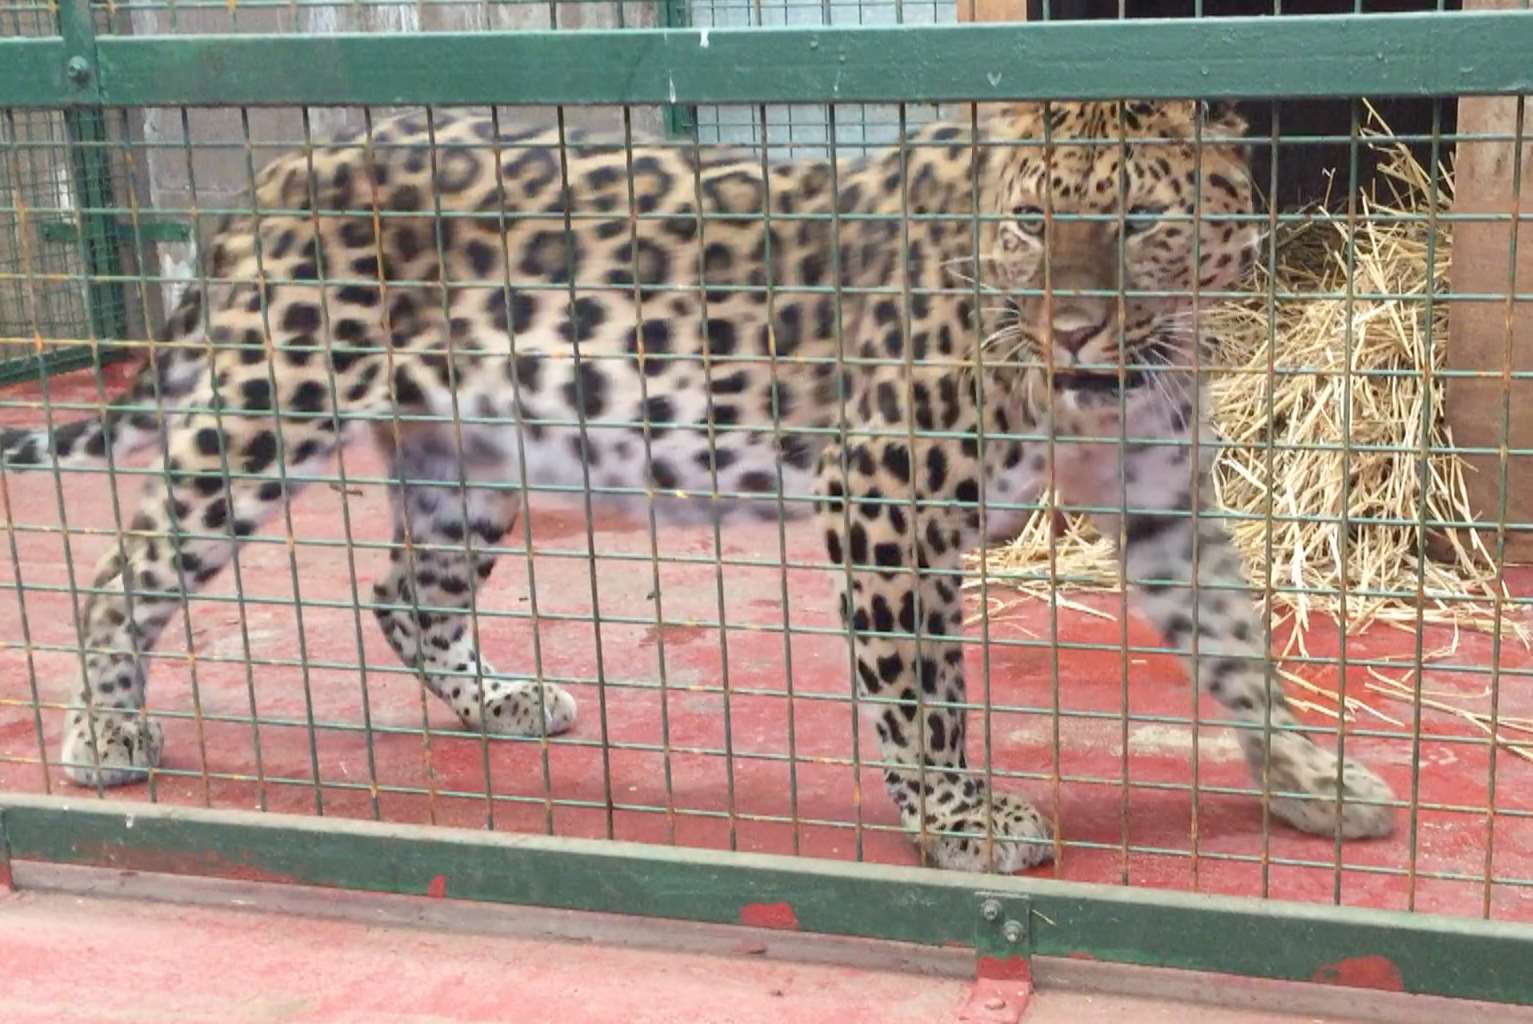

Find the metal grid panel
[[0, 0, 137, 382], [0, 105, 142, 382], [87, 0, 658, 34], [681, 0, 954, 157], [0, 111, 91, 362], [1, 3, 1533, 1005]]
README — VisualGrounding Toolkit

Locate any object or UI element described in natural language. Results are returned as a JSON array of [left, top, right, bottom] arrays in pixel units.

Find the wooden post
[[955, 0, 1028, 21], [1445, 2, 1533, 562]]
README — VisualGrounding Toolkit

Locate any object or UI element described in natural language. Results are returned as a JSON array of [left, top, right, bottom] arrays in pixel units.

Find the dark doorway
[[1023, 1, 1461, 209]]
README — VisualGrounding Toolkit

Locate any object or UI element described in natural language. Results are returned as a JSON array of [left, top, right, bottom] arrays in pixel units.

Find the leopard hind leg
[[370, 428, 576, 737]]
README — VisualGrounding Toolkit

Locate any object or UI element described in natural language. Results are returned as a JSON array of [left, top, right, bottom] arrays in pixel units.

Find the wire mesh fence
[[1, 2, 1533, 997], [0, 109, 93, 364]]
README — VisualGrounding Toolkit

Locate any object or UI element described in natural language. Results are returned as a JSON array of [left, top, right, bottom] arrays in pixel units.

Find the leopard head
[[976, 99, 1259, 399]]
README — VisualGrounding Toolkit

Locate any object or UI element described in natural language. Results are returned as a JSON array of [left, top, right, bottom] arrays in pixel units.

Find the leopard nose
[[1052, 321, 1103, 353]]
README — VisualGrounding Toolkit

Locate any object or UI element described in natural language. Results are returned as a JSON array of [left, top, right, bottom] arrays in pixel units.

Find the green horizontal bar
[[0, 38, 71, 106], [0, 11, 1526, 108], [0, 345, 115, 386], [36, 217, 192, 244], [4, 795, 1533, 1004]]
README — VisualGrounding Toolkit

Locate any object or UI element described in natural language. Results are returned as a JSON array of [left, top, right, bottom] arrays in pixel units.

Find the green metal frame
[[4, 13, 1533, 109], [4, 795, 1533, 1004], [0, 0, 131, 384], [5, 3, 1533, 1007]]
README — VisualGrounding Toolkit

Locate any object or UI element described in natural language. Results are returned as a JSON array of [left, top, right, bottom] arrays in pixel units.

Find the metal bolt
[[983, 997, 1007, 1011], [980, 898, 1002, 921], [1002, 918, 1024, 943], [65, 57, 91, 84]]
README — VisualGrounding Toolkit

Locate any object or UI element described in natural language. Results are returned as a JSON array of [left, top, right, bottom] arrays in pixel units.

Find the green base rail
[[3, 795, 1532, 1006]]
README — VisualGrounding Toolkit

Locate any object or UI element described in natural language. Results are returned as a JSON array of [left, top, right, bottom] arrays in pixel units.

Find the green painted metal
[[36, 216, 192, 245], [61, 108, 130, 342], [0, 808, 12, 890], [3, 795, 1533, 1006], [0, 12, 1525, 109], [56, 0, 129, 350], [0, 39, 70, 106], [973, 891, 1032, 962], [657, 0, 698, 139], [0, 345, 104, 386], [54, 0, 102, 105]]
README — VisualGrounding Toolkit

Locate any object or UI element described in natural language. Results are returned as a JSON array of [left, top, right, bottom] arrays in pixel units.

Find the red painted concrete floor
[[3, 364, 1533, 922], [4, 865, 1503, 1024]]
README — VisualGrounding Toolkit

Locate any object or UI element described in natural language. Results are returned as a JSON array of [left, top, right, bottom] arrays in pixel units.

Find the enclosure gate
[[4, 0, 1533, 1010], [0, 0, 133, 383]]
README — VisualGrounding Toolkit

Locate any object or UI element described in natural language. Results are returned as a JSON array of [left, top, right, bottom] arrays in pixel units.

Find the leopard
[[0, 99, 1396, 873]]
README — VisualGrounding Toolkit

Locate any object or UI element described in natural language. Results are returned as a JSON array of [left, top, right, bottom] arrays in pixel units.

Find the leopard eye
[[1011, 204, 1046, 236], [1124, 205, 1165, 235]]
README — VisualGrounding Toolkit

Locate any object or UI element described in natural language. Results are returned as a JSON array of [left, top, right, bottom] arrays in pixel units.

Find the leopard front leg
[[1104, 432, 1396, 840], [817, 436, 1052, 874], [62, 557, 165, 787], [62, 409, 338, 786], [371, 438, 575, 737]]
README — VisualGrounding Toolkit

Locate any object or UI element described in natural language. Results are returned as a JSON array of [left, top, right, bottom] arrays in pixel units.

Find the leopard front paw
[[60, 711, 163, 787], [912, 789, 1054, 874]]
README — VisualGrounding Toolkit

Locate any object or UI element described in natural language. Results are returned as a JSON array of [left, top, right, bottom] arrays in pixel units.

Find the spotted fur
[[1, 101, 1394, 870]]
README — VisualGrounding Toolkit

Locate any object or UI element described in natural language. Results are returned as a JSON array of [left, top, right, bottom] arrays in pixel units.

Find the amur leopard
[[1, 100, 1396, 872]]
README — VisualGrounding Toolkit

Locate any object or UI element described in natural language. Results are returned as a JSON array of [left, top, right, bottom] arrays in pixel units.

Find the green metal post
[[57, 0, 129, 368], [658, 0, 697, 139], [0, 809, 12, 892]]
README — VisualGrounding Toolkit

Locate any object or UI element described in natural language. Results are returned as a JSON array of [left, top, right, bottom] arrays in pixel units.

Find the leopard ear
[[1200, 100, 1248, 139]]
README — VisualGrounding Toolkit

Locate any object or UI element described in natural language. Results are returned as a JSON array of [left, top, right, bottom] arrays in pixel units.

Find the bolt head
[[983, 997, 1007, 1011], [980, 898, 1002, 921], [1002, 919, 1024, 943], [65, 57, 91, 83]]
